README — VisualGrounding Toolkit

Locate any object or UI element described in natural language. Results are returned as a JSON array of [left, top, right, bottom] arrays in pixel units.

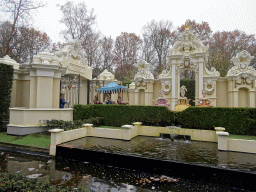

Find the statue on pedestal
[[194, 89, 213, 107], [155, 90, 171, 110], [174, 86, 191, 112]]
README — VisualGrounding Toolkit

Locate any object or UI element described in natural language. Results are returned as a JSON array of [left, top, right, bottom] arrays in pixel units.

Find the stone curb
[[0, 142, 49, 153]]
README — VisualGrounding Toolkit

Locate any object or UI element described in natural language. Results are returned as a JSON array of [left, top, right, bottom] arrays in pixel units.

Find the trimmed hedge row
[[73, 104, 175, 127], [74, 105, 256, 136], [0, 63, 14, 131], [176, 107, 256, 135]]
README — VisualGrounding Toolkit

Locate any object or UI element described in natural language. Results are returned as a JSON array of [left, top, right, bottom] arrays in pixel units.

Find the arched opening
[[138, 89, 145, 105], [238, 88, 249, 107], [180, 69, 196, 106]]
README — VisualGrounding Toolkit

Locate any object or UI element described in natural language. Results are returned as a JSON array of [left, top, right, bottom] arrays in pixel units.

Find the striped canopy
[[97, 81, 128, 93]]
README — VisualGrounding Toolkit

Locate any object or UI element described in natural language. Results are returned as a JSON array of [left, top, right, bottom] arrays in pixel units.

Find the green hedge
[[180, 79, 195, 106], [0, 63, 14, 127], [176, 107, 256, 135], [74, 104, 256, 136], [73, 104, 175, 127]]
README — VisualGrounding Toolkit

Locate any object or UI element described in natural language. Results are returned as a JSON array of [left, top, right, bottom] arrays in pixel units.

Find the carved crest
[[168, 28, 209, 55], [134, 60, 154, 80], [227, 50, 255, 76]]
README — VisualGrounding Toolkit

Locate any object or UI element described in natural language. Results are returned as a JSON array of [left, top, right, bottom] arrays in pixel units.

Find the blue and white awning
[[97, 81, 128, 93]]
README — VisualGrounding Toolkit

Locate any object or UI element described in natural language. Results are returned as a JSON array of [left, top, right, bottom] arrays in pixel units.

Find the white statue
[[134, 60, 154, 80], [168, 28, 209, 55]]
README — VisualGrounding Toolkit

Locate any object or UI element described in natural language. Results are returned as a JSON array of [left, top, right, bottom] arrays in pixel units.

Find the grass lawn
[[0, 132, 50, 148], [228, 134, 256, 141]]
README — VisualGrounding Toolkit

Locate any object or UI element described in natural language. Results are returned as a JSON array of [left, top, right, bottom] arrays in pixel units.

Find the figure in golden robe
[[174, 86, 191, 112]]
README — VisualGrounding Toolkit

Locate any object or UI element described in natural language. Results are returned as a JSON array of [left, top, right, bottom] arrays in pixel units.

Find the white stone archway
[[160, 28, 220, 110]]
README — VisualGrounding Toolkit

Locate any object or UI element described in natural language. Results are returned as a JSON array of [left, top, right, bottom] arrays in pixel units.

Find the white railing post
[[49, 128, 64, 156], [215, 127, 229, 151]]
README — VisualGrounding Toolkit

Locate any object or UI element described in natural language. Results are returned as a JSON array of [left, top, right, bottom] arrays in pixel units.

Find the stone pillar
[[52, 77, 61, 108], [233, 90, 239, 107], [216, 130, 229, 151], [27, 50, 66, 109], [83, 123, 93, 136], [49, 128, 64, 156], [171, 63, 176, 110], [249, 90, 255, 107], [133, 122, 142, 135], [121, 125, 133, 140], [10, 70, 19, 107], [198, 62, 204, 98], [129, 82, 135, 105]]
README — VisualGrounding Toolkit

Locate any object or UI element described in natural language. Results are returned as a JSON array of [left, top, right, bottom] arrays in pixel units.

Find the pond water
[[63, 136, 256, 173], [0, 149, 249, 192], [1, 135, 256, 191]]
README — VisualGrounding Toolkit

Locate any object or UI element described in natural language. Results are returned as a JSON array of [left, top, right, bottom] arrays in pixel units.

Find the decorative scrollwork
[[204, 80, 215, 95]]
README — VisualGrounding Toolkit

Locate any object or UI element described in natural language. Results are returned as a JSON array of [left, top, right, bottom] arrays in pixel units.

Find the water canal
[[1, 136, 256, 191]]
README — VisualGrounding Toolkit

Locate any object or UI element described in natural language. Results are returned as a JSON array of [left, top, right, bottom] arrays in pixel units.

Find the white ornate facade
[[129, 29, 256, 109]]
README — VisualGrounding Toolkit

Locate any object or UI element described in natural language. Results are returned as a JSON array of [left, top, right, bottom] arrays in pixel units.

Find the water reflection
[[0, 150, 248, 192], [63, 136, 256, 172]]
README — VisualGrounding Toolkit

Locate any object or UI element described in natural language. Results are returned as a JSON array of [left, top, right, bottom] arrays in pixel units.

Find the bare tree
[[0, 0, 46, 57], [142, 20, 175, 74], [99, 36, 114, 72], [0, 21, 50, 63], [113, 32, 141, 81], [176, 19, 212, 46], [140, 33, 157, 67], [58, 1, 96, 41], [58, 1, 102, 75]]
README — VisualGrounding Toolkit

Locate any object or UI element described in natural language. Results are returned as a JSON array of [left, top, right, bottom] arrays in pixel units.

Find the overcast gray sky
[[3, 0, 256, 43]]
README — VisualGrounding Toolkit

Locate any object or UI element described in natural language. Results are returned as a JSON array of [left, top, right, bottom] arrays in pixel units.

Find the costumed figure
[[105, 94, 113, 104], [174, 86, 191, 112], [194, 89, 213, 107], [93, 93, 102, 104], [117, 93, 128, 105], [60, 93, 69, 108], [154, 90, 171, 110]]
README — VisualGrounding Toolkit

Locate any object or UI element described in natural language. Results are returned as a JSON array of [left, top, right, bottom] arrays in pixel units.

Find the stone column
[[249, 90, 255, 107], [27, 50, 66, 109], [198, 62, 204, 98], [11, 70, 19, 107], [171, 63, 176, 110], [129, 82, 135, 105], [133, 122, 142, 135], [121, 125, 133, 140], [233, 90, 239, 107]]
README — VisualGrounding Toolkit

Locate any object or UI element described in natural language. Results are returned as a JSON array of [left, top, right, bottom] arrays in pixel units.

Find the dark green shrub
[[0, 63, 14, 130], [40, 119, 85, 131], [180, 79, 195, 106], [0, 172, 87, 191], [176, 107, 256, 135], [84, 117, 104, 127], [74, 104, 256, 136], [73, 104, 175, 127]]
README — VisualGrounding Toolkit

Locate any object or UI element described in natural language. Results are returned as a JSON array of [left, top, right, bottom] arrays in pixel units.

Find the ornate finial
[[184, 25, 190, 30]]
